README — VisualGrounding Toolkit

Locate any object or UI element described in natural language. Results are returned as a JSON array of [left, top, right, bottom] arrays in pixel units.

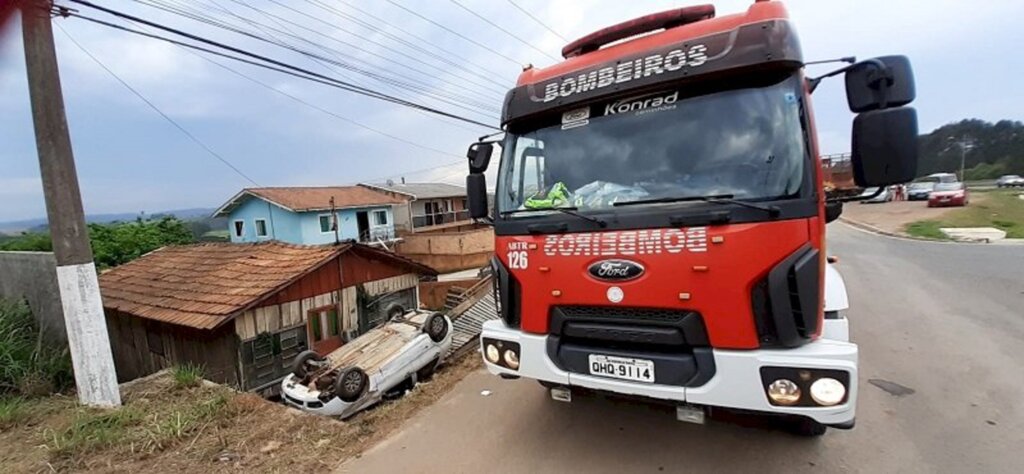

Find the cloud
[[1, 0, 1023, 221]]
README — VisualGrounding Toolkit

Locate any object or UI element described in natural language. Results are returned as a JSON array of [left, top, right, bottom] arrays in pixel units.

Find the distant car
[[928, 182, 969, 207], [281, 310, 452, 418], [859, 186, 891, 204], [907, 181, 937, 200], [996, 175, 1024, 188]]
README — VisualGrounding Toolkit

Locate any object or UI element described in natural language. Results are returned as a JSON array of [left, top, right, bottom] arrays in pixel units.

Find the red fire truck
[[464, 0, 917, 436]]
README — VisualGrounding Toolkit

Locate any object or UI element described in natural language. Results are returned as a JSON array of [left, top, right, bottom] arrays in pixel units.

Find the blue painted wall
[[226, 196, 395, 245]]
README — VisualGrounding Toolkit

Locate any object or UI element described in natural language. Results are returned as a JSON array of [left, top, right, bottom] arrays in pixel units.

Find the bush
[[171, 364, 204, 389], [0, 299, 73, 396]]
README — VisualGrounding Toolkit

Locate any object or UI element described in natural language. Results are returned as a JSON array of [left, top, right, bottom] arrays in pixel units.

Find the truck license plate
[[588, 355, 655, 383]]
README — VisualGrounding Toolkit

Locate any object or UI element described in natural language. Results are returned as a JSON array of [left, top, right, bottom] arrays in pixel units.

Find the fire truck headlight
[[503, 349, 520, 370], [767, 379, 801, 406], [810, 377, 846, 406], [485, 343, 501, 364]]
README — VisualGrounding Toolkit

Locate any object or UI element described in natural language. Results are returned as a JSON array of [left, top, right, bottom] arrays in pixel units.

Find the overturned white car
[[281, 310, 452, 418]]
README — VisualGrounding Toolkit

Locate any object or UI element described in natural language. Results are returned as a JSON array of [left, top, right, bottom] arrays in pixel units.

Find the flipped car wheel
[[424, 313, 448, 343], [334, 367, 368, 402], [384, 302, 406, 321], [291, 350, 324, 378]]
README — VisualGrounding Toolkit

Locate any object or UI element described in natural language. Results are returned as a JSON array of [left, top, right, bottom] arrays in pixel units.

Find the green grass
[[906, 191, 1024, 239], [0, 397, 29, 428], [42, 407, 141, 458], [0, 299, 73, 396], [171, 364, 205, 389], [904, 220, 950, 240]]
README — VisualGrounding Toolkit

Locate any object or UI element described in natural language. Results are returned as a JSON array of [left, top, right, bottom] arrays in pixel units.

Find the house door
[[356, 211, 370, 242], [307, 305, 342, 356]]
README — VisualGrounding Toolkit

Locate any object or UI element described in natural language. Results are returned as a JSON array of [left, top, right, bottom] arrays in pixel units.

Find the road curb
[[837, 217, 935, 241]]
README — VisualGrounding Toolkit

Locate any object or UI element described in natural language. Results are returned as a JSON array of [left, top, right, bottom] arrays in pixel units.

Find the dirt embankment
[[0, 353, 481, 473]]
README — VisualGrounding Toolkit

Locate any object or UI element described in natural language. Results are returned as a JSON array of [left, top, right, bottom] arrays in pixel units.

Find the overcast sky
[[1, 0, 1022, 222]]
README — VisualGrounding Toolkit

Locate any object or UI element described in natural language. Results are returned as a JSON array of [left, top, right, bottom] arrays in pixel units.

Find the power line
[[65, 0, 500, 129], [53, 22, 260, 186], [325, 0, 515, 82], [131, 0, 502, 117], [382, 0, 524, 67], [449, 0, 558, 62], [197, 0, 488, 134], [304, 0, 509, 92], [259, 0, 509, 98], [506, 0, 569, 42]]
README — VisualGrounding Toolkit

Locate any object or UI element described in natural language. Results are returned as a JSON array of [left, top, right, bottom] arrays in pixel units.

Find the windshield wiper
[[501, 207, 607, 227], [614, 193, 781, 217]]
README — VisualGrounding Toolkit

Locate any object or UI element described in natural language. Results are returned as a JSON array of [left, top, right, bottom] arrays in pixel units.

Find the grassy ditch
[[0, 351, 482, 472], [905, 190, 1024, 239]]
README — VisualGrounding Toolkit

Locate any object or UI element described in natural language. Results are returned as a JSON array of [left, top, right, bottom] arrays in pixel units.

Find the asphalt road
[[342, 224, 1024, 473]]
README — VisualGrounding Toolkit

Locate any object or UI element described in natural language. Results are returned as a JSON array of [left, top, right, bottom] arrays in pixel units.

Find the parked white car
[[281, 310, 452, 418], [858, 186, 892, 203], [996, 175, 1024, 188]]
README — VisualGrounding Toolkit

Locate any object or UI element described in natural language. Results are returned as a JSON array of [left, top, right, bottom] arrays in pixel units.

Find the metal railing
[[359, 227, 395, 243], [411, 210, 471, 228]]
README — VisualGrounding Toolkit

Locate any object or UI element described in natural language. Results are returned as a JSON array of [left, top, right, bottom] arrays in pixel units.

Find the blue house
[[212, 186, 407, 246]]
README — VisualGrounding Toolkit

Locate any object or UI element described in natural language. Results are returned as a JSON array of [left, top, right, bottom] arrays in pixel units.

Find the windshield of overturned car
[[497, 74, 808, 216]]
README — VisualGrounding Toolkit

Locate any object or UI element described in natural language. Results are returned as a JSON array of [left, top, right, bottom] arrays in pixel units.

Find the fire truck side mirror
[[466, 173, 490, 220], [845, 56, 915, 113], [467, 142, 494, 174], [851, 107, 919, 187]]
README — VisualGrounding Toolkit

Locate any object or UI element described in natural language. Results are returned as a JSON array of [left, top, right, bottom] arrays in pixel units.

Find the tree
[[918, 119, 1024, 178], [0, 217, 194, 268]]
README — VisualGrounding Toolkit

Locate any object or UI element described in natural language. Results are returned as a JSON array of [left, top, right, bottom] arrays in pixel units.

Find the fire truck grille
[[552, 306, 696, 324]]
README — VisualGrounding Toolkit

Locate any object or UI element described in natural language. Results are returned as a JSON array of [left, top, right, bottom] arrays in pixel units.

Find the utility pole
[[21, 1, 121, 407], [948, 136, 975, 182]]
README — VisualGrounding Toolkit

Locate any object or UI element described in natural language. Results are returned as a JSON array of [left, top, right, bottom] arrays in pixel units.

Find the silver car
[[996, 175, 1024, 188], [281, 310, 452, 418]]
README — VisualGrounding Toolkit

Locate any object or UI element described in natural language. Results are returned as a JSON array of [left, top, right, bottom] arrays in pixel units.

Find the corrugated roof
[[98, 241, 437, 330], [363, 182, 466, 200], [213, 186, 407, 216]]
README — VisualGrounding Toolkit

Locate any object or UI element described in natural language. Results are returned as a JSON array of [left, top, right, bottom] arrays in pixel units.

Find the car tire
[[790, 418, 827, 437], [291, 350, 324, 378], [416, 357, 440, 381], [424, 313, 448, 343], [384, 302, 406, 321], [334, 367, 368, 403]]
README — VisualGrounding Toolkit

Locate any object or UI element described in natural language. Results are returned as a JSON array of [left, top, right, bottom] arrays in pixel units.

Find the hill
[[918, 119, 1024, 179], [0, 208, 217, 234]]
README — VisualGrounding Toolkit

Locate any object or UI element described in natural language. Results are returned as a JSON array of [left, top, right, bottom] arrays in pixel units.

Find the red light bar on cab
[[561, 5, 716, 59]]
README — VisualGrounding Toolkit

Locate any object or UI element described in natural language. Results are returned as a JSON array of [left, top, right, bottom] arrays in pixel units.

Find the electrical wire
[[449, 0, 558, 62], [132, 0, 502, 117], [53, 23, 260, 186], [65, 0, 501, 129], [382, 0, 524, 67], [506, 0, 568, 42]]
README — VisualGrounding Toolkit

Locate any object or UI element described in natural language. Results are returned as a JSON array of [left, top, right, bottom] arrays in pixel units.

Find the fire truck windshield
[[497, 74, 808, 216]]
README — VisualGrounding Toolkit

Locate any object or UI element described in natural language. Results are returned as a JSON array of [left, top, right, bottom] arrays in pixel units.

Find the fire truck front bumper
[[480, 319, 857, 427]]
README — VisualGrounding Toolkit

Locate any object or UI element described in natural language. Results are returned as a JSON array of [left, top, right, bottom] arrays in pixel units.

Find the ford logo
[[588, 259, 644, 281]]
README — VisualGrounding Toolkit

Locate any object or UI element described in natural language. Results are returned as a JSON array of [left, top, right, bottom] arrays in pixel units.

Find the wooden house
[[98, 241, 436, 393]]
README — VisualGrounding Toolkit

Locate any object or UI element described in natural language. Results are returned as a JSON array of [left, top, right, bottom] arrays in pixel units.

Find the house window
[[319, 214, 334, 233], [254, 219, 268, 237], [373, 210, 388, 226], [309, 307, 340, 342], [232, 220, 244, 238]]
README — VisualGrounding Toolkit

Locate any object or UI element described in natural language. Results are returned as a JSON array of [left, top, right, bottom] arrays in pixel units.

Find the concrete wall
[[0, 251, 65, 341], [419, 278, 482, 310], [395, 227, 494, 273]]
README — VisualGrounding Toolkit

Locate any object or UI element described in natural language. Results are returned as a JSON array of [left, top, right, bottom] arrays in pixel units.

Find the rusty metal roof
[[213, 186, 408, 217], [98, 241, 436, 330]]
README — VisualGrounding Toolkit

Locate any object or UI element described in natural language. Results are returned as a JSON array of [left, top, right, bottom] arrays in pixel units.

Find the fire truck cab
[[465, 0, 917, 436]]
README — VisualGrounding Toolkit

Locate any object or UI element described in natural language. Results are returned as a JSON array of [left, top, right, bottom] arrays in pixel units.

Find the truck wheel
[[424, 313, 448, 343], [791, 418, 827, 437], [384, 302, 405, 321], [291, 350, 324, 378], [334, 367, 367, 403]]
